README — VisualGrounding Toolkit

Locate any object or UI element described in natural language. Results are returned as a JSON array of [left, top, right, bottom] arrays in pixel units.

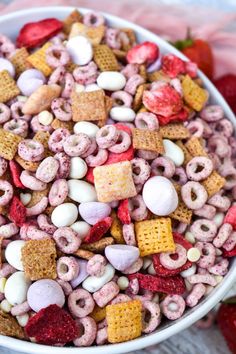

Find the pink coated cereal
[[161, 295, 186, 320], [131, 158, 151, 185], [73, 62, 98, 85], [20, 171, 47, 191], [61, 72, 75, 98], [18, 139, 44, 162], [123, 257, 143, 274], [110, 294, 131, 305], [137, 149, 159, 161], [0, 103, 11, 124], [36, 156, 59, 183], [0, 215, 7, 226], [73, 316, 97, 347], [68, 288, 95, 318], [25, 225, 51, 240], [51, 98, 72, 121], [173, 222, 188, 234], [187, 273, 217, 287], [142, 301, 161, 333], [85, 149, 108, 167], [133, 290, 153, 303], [0, 263, 16, 277], [54, 152, 71, 179], [213, 223, 233, 248], [96, 125, 119, 149], [186, 283, 206, 308], [151, 156, 175, 179], [135, 112, 159, 131], [37, 214, 57, 234], [213, 119, 234, 138], [0, 223, 18, 238], [48, 66, 66, 85], [208, 193, 231, 212], [83, 11, 105, 26], [86, 255, 106, 277], [105, 28, 122, 49], [80, 138, 97, 158], [96, 327, 108, 345], [190, 219, 217, 242], [57, 256, 80, 281], [222, 231, 236, 251], [111, 91, 133, 108], [218, 160, 236, 190], [93, 281, 119, 307], [108, 131, 131, 153], [49, 179, 68, 206], [187, 120, 204, 138], [200, 105, 224, 122], [30, 115, 53, 133], [194, 204, 216, 220], [172, 167, 187, 185], [159, 244, 187, 270], [26, 196, 48, 217], [63, 133, 90, 157], [0, 157, 8, 177], [0, 181, 13, 206], [46, 45, 70, 68], [122, 223, 136, 246], [56, 278, 73, 296], [181, 181, 208, 210], [125, 74, 145, 95], [195, 241, 216, 268], [10, 101, 31, 122], [4, 119, 28, 138], [10, 301, 30, 316], [48, 128, 70, 153], [129, 195, 148, 221], [208, 134, 231, 158], [53, 227, 81, 253], [186, 156, 213, 182], [121, 63, 139, 79], [208, 258, 229, 276], [126, 278, 139, 295]]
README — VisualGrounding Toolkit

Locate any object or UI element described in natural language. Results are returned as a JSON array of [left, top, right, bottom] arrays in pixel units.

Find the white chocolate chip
[[74, 121, 99, 138], [147, 262, 156, 275], [184, 279, 193, 292], [20, 193, 31, 206], [142, 257, 152, 270], [5, 240, 25, 271], [85, 84, 101, 92], [38, 110, 53, 126], [215, 275, 223, 284], [185, 231, 195, 244], [213, 212, 224, 227], [97, 71, 126, 91], [66, 36, 93, 66], [187, 248, 201, 262], [216, 249, 223, 256], [70, 221, 91, 239], [1, 299, 12, 313], [117, 276, 129, 290], [180, 264, 197, 278], [75, 84, 85, 93], [0, 278, 6, 293], [17, 95, 28, 102], [163, 139, 184, 167], [69, 157, 88, 179], [17, 313, 29, 327], [110, 106, 136, 122]]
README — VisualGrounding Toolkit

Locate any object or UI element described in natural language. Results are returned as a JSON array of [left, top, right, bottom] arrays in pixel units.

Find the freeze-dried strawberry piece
[[153, 233, 192, 277], [162, 54, 186, 78], [25, 304, 78, 345], [222, 246, 236, 258], [185, 61, 198, 78], [9, 160, 26, 189], [128, 273, 186, 295], [83, 217, 112, 244], [16, 18, 63, 48], [143, 83, 183, 117], [85, 167, 95, 184], [105, 146, 134, 165], [117, 199, 131, 224], [9, 196, 26, 227], [224, 206, 236, 230], [157, 107, 189, 126], [127, 41, 159, 65], [115, 123, 132, 135]]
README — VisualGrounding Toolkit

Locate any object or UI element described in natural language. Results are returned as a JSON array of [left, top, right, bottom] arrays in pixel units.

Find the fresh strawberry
[[217, 298, 236, 353], [173, 36, 214, 79], [117, 199, 131, 224], [83, 217, 112, 244], [162, 54, 186, 79], [214, 74, 236, 114], [127, 41, 159, 65]]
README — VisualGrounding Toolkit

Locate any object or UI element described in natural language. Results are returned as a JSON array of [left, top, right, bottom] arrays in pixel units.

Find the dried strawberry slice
[[157, 107, 189, 126], [128, 273, 186, 295], [105, 145, 134, 165], [224, 206, 236, 230], [117, 199, 131, 224], [16, 18, 63, 49], [115, 123, 132, 135], [222, 246, 236, 258], [85, 167, 95, 184], [9, 160, 26, 189], [153, 233, 192, 277], [9, 196, 26, 227], [127, 41, 159, 65], [25, 304, 78, 345], [83, 217, 112, 244], [162, 54, 186, 79]]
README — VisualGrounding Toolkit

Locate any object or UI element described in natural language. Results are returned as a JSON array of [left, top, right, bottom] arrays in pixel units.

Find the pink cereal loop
[[26, 196, 48, 217], [0, 157, 8, 177], [208, 193, 231, 212], [63, 133, 90, 157], [125, 74, 145, 95], [37, 214, 57, 234], [186, 283, 206, 308], [74, 317, 97, 347], [85, 148, 108, 167], [11, 301, 30, 316], [0, 223, 18, 239], [126, 278, 139, 296], [105, 28, 121, 49], [49, 179, 68, 207], [51, 98, 72, 122], [200, 105, 224, 122], [142, 301, 161, 334], [194, 204, 216, 219], [36, 156, 59, 183], [131, 158, 151, 185], [80, 138, 97, 158], [190, 219, 217, 242], [62, 73, 75, 99], [0, 263, 16, 277], [10, 101, 31, 122], [137, 149, 159, 161], [48, 128, 70, 153], [54, 152, 71, 179], [208, 258, 229, 276], [122, 223, 136, 246], [187, 273, 217, 287], [53, 227, 81, 253], [132, 290, 153, 303], [213, 118, 234, 138], [207, 152, 221, 170], [208, 134, 231, 158], [0, 215, 7, 226], [83, 11, 105, 27], [4, 119, 28, 138], [96, 125, 119, 149], [0, 34, 16, 56], [172, 167, 187, 185], [123, 257, 143, 274], [56, 278, 73, 296], [86, 255, 106, 277], [159, 244, 187, 270], [161, 295, 186, 320], [30, 116, 53, 133], [110, 294, 131, 305], [20, 171, 47, 191], [18, 139, 44, 162], [46, 45, 70, 68], [0, 181, 13, 206], [186, 156, 213, 182], [213, 223, 233, 248], [26, 226, 51, 240], [57, 256, 80, 281], [0, 103, 11, 124], [187, 119, 204, 138], [111, 91, 133, 108], [218, 160, 236, 190], [121, 63, 139, 79], [151, 156, 175, 179], [129, 195, 148, 221], [223, 231, 236, 251], [108, 131, 131, 154], [93, 281, 119, 307], [135, 112, 159, 131], [68, 289, 95, 318], [73, 62, 98, 85], [48, 66, 66, 85], [174, 222, 188, 234], [195, 241, 216, 268], [181, 181, 208, 210], [96, 327, 107, 345]]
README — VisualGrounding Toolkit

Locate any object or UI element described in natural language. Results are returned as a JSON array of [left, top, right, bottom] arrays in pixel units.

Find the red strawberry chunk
[[127, 41, 159, 65], [153, 233, 193, 277], [222, 246, 236, 258], [25, 304, 78, 345], [157, 107, 189, 125], [185, 61, 198, 78], [9, 160, 26, 189], [128, 273, 186, 295], [9, 196, 26, 227], [117, 199, 131, 224], [162, 54, 186, 79], [83, 217, 112, 244], [115, 123, 132, 135], [224, 206, 236, 230], [143, 83, 183, 117], [105, 146, 134, 165], [16, 18, 63, 48], [85, 167, 95, 184]]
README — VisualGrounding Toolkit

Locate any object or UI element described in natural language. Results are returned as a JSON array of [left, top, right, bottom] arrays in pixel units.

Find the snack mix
[[0, 8, 235, 347]]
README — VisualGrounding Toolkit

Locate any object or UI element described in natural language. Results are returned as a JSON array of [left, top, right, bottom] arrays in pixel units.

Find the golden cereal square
[[159, 123, 190, 140], [71, 90, 107, 122], [202, 170, 226, 198], [133, 84, 149, 112], [135, 218, 175, 256], [110, 211, 125, 244], [170, 200, 192, 225], [147, 70, 170, 83], [176, 140, 193, 165], [27, 42, 53, 76], [69, 22, 105, 45], [10, 47, 32, 76], [132, 128, 164, 153], [93, 161, 137, 203], [0, 311, 25, 339], [182, 75, 208, 111], [185, 137, 208, 157], [63, 9, 83, 34], [15, 154, 39, 172], [51, 118, 74, 132], [120, 28, 137, 50], [106, 300, 142, 343], [0, 129, 22, 160], [73, 249, 94, 260], [22, 239, 57, 280], [93, 44, 119, 72], [90, 305, 106, 322], [81, 237, 114, 252], [0, 70, 20, 103]]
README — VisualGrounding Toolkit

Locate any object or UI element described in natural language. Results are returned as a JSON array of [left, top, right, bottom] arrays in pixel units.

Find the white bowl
[[0, 6, 236, 354]]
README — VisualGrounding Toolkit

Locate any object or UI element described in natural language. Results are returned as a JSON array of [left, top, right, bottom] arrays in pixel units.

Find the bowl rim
[[0, 6, 236, 354]]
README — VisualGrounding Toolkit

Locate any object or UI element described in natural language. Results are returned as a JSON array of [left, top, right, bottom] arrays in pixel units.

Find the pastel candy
[[70, 221, 91, 239], [110, 107, 136, 122], [0, 58, 15, 77], [105, 245, 140, 271], [97, 71, 126, 91], [4, 271, 31, 306], [142, 176, 178, 216], [27, 279, 65, 312], [17, 69, 46, 96], [66, 36, 93, 65], [51, 203, 78, 227], [69, 157, 88, 179], [5, 240, 25, 271], [82, 264, 115, 293], [70, 259, 89, 288], [68, 180, 97, 203], [79, 202, 111, 225], [73, 121, 99, 138]]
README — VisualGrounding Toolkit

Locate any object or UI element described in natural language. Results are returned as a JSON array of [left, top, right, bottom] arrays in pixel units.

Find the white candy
[[85, 84, 101, 92], [68, 180, 97, 203], [148, 262, 156, 275], [213, 212, 224, 227], [142, 176, 178, 216], [185, 231, 195, 244], [0, 278, 6, 293], [17, 95, 28, 102], [69, 157, 88, 179], [110, 107, 136, 122], [5, 240, 26, 271], [73, 121, 99, 138], [184, 279, 193, 292], [70, 221, 91, 239], [163, 139, 184, 167], [38, 110, 53, 126], [142, 257, 152, 270], [1, 299, 12, 313], [117, 276, 129, 290], [215, 275, 223, 284], [75, 84, 85, 93], [187, 247, 201, 262], [20, 192, 31, 206], [51, 203, 78, 227], [66, 36, 93, 65], [180, 264, 197, 278], [0, 58, 15, 77], [97, 71, 126, 91], [17, 313, 29, 327], [4, 272, 31, 306], [82, 264, 115, 293]]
